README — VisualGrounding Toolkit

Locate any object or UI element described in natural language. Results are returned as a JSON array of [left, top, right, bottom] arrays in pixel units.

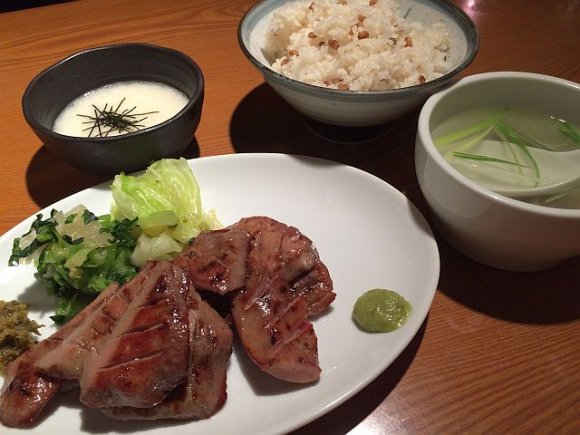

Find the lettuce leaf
[[110, 158, 220, 266]]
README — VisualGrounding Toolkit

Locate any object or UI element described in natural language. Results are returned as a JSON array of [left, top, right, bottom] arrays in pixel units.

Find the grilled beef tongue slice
[[229, 217, 335, 383], [0, 278, 123, 428], [80, 262, 192, 409], [173, 228, 251, 295], [0, 362, 60, 428], [0, 215, 333, 427], [36, 263, 164, 380], [100, 287, 233, 420]]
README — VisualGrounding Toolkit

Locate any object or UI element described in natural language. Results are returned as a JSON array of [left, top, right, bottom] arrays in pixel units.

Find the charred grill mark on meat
[[79, 265, 193, 409], [0, 216, 333, 427], [174, 229, 251, 295], [227, 217, 334, 384]]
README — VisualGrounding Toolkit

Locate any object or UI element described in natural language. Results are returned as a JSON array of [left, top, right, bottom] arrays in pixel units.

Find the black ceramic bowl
[[22, 43, 204, 175]]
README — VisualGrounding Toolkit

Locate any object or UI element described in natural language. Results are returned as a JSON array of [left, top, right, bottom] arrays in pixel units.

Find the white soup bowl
[[415, 71, 580, 271]]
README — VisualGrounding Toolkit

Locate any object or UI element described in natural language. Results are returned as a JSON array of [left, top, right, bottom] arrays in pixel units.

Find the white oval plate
[[0, 153, 439, 434]]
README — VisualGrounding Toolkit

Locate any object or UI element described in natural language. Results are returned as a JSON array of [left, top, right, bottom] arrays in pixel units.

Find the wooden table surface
[[1, 0, 579, 433]]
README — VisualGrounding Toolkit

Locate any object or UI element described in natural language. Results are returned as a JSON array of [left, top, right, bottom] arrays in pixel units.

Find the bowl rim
[[238, 0, 479, 98], [22, 42, 204, 144], [417, 70, 580, 217]]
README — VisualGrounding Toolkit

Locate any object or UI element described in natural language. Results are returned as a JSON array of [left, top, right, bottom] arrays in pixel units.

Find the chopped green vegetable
[[556, 118, 580, 143], [8, 159, 220, 323], [451, 151, 530, 167], [9, 205, 139, 324], [0, 300, 43, 372], [434, 112, 503, 147], [434, 111, 548, 182], [111, 158, 220, 266], [493, 122, 540, 178]]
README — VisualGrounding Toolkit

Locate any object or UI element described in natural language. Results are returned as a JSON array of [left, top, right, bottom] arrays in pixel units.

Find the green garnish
[[451, 151, 530, 167], [353, 288, 412, 333], [434, 112, 503, 147], [9, 206, 139, 324], [493, 122, 540, 178], [555, 118, 580, 144], [77, 97, 158, 138], [434, 110, 563, 182], [0, 300, 43, 372]]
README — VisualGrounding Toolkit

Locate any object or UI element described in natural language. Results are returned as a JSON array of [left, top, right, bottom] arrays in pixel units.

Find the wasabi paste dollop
[[353, 288, 412, 332]]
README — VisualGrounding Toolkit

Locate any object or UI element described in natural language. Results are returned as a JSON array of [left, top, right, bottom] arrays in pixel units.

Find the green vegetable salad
[[9, 207, 138, 324], [8, 158, 220, 324]]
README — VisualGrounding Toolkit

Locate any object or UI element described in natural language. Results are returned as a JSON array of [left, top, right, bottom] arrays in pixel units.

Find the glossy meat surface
[[0, 216, 334, 429], [101, 290, 233, 420], [230, 217, 335, 383], [80, 263, 192, 409], [174, 228, 250, 295], [0, 278, 122, 427], [0, 261, 234, 427]]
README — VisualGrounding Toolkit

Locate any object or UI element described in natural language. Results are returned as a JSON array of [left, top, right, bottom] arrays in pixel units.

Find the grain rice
[[264, 0, 452, 91]]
